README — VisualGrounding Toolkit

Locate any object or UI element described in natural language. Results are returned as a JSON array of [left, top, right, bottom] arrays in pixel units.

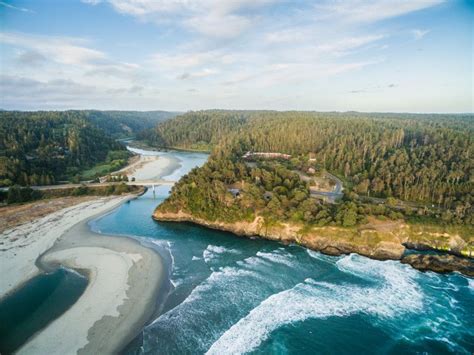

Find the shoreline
[[1, 194, 165, 354], [1, 196, 134, 300], [123, 147, 182, 182], [153, 211, 474, 277]]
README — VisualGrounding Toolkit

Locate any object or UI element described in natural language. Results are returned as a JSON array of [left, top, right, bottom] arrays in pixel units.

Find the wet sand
[[1, 195, 164, 354]]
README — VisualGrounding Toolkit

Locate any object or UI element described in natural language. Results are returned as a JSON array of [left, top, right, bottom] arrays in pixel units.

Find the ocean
[[90, 150, 473, 354]]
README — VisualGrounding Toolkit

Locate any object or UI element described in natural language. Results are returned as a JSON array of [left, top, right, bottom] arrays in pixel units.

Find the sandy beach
[[0, 196, 130, 298], [0, 194, 165, 354], [116, 148, 181, 182]]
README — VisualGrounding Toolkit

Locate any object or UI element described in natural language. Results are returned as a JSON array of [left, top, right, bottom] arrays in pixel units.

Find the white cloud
[[0, 32, 106, 66], [177, 68, 219, 80], [2, 0, 464, 112], [411, 29, 430, 40], [0, 32, 146, 108], [0, 32, 142, 83], [264, 28, 314, 44], [82, 0, 274, 38], [0, 1, 33, 13], [314, 0, 444, 24], [16, 50, 47, 66], [315, 35, 385, 56], [184, 13, 252, 39]]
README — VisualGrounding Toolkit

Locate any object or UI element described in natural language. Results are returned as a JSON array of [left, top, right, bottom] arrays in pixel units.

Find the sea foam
[[203, 244, 241, 264], [206, 254, 424, 355]]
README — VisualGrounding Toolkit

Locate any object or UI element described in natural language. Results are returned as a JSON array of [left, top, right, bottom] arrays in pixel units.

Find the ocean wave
[[144, 259, 265, 353], [256, 251, 295, 268], [170, 278, 184, 288], [467, 278, 474, 292], [203, 244, 241, 264], [236, 256, 271, 268], [306, 249, 338, 263], [149, 239, 175, 267], [206, 255, 423, 354]]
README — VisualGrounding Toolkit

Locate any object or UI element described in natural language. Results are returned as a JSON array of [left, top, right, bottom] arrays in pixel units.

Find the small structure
[[308, 153, 317, 162], [228, 188, 240, 197], [99, 176, 108, 183], [242, 151, 291, 160]]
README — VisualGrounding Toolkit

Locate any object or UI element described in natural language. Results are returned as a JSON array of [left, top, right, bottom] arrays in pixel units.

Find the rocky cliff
[[153, 209, 473, 276]]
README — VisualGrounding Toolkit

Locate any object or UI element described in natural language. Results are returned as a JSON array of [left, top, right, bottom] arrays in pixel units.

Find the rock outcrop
[[401, 254, 474, 277], [153, 211, 406, 260], [154, 209, 474, 277]]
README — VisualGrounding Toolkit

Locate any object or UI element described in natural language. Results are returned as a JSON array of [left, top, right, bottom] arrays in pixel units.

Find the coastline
[[1, 194, 165, 354], [153, 210, 474, 277], [153, 210, 405, 260]]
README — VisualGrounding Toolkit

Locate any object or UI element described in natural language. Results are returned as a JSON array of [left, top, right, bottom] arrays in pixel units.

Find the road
[[308, 172, 344, 203], [0, 180, 175, 192]]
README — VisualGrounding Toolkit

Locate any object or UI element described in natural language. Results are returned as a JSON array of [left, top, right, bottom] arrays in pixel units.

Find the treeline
[[0, 109, 176, 186], [0, 111, 124, 186], [0, 183, 141, 204], [81, 110, 178, 139], [148, 110, 473, 209], [139, 110, 254, 151]]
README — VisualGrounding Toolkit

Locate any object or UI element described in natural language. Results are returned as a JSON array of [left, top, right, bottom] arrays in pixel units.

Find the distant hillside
[[0, 109, 177, 185], [79, 110, 179, 139]]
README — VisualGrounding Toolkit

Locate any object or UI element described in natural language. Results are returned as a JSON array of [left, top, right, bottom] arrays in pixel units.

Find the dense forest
[[160, 149, 414, 228], [147, 111, 473, 211], [80, 110, 178, 139], [0, 110, 175, 186], [161, 147, 473, 228]]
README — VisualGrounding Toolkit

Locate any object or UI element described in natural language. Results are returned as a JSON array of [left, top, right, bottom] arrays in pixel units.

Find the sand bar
[[0, 196, 131, 299], [1, 194, 165, 354], [114, 149, 181, 182]]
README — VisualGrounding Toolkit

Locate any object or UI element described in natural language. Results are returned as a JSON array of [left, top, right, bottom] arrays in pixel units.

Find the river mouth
[[4, 147, 473, 354], [0, 267, 88, 354]]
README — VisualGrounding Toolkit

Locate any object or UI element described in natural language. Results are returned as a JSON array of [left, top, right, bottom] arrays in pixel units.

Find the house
[[242, 151, 291, 160], [228, 188, 240, 197]]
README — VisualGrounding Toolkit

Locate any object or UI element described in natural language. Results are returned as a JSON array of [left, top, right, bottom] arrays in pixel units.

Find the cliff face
[[153, 210, 407, 260], [401, 254, 474, 277], [153, 210, 474, 276]]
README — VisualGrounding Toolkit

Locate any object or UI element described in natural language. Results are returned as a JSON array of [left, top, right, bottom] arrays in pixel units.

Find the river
[[90, 149, 473, 354]]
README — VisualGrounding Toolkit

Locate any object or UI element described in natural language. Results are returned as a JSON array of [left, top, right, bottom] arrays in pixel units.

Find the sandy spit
[[116, 152, 181, 182], [1, 195, 165, 354], [0, 196, 131, 299]]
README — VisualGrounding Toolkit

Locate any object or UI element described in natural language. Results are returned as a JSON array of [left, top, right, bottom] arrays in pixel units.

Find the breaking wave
[[203, 244, 241, 264], [206, 254, 423, 354]]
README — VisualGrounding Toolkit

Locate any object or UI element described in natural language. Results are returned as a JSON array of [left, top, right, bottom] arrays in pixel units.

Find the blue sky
[[0, 0, 472, 112]]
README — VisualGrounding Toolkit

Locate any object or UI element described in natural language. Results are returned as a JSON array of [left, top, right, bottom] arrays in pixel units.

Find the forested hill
[[0, 110, 176, 186], [80, 110, 179, 138], [146, 110, 473, 208]]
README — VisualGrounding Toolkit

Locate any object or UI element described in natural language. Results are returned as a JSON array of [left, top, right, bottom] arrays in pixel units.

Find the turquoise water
[[91, 151, 474, 355], [0, 268, 87, 353]]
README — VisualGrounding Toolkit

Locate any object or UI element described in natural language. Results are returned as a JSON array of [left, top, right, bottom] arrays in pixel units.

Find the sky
[[0, 0, 472, 112]]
